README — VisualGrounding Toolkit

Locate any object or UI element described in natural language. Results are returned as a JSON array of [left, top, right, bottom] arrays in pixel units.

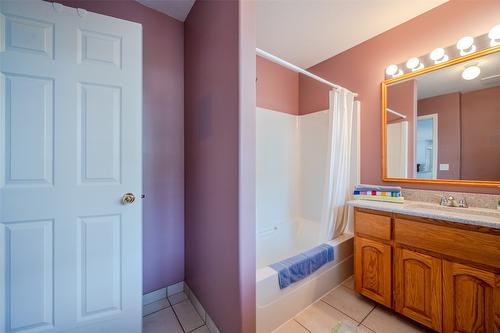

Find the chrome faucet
[[439, 194, 468, 208], [458, 197, 469, 208]]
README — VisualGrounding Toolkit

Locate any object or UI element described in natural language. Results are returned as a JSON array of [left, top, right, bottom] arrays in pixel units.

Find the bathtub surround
[[48, 0, 185, 295], [184, 1, 256, 332], [299, 0, 500, 194]]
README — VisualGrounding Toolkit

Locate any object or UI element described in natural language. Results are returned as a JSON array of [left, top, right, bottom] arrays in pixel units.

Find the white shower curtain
[[320, 88, 357, 241]]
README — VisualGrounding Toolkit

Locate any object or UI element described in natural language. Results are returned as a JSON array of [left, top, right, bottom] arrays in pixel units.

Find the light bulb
[[462, 66, 480, 80], [406, 57, 423, 71], [385, 65, 399, 77], [489, 24, 500, 47], [429, 48, 448, 64], [456, 36, 476, 56]]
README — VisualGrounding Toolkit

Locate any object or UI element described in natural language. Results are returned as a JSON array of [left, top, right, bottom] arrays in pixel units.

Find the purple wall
[[54, 0, 185, 293], [184, 0, 255, 332]]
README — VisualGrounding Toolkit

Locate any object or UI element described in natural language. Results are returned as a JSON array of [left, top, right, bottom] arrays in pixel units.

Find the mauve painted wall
[[184, 0, 255, 332], [387, 80, 416, 177], [257, 55, 299, 114], [299, 0, 500, 194], [53, 0, 185, 292], [461, 86, 500, 181], [239, 2, 257, 331], [418, 93, 461, 180]]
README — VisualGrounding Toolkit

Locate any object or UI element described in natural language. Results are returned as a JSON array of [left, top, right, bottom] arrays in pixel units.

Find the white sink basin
[[403, 202, 500, 219]]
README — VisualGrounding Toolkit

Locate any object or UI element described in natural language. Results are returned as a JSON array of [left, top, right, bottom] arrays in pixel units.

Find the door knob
[[121, 192, 136, 204]]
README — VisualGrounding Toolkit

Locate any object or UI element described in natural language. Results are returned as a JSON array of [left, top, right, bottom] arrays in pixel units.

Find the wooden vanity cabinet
[[354, 208, 500, 333], [394, 247, 442, 331], [443, 261, 500, 333], [354, 237, 392, 307]]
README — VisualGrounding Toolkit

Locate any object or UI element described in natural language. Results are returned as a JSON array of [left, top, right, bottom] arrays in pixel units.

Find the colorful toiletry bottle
[[497, 198, 500, 211]]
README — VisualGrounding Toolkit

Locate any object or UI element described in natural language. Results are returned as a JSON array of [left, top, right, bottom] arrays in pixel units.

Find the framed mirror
[[382, 44, 500, 187]]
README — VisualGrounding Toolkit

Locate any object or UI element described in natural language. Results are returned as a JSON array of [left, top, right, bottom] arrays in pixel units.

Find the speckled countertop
[[348, 199, 500, 229]]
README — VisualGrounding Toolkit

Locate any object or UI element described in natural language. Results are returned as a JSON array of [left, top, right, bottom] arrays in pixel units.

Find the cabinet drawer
[[394, 218, 500, 269], [355, 211, 392, 241]]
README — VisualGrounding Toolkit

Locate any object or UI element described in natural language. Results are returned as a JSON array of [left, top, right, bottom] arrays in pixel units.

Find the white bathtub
[[256, 219, 354, 333]]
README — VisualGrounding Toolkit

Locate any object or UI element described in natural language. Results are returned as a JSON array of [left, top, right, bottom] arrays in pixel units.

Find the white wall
[[256, 108, 329, 233]]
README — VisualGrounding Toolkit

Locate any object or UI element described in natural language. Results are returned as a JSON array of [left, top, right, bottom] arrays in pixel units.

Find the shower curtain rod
[[386, 108, 407, 119], [256, 48, 359, 97]]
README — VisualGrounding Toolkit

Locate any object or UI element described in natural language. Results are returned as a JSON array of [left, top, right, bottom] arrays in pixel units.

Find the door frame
[[416, 113, 438, 179]]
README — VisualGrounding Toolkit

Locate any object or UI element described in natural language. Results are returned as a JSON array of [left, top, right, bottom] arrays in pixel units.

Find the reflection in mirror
[[385, 50, 500, 182]]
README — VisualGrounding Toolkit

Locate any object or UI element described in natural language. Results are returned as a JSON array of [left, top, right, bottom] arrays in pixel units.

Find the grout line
[[187, 323, 206, 333], [171, 301, 187, 333], [359, 305, 377, 326], [293, 319, 312, 333], [320, 299, 361, 325], [143, 305, 171, 318]]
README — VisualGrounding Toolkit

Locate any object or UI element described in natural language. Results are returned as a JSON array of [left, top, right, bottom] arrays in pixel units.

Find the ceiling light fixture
[[462, 65, 481, 80], [429, 48, 449, 64], [488, 24, 500, 47], [385, 64, 402, 77], [456, 36, 476, 56], [406, 57, 423, 71]]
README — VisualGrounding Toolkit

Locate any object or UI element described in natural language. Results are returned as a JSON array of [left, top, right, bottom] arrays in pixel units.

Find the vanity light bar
[[384, 23, 500, 79]]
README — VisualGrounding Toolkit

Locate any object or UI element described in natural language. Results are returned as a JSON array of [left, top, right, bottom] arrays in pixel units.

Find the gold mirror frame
[[381, 44, 500, 187]]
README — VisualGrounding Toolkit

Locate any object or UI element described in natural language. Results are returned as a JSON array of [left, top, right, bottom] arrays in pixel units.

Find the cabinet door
[[395, 247, 442, 331], [355, 237, 392, 307], [443, 260, 500, 333]]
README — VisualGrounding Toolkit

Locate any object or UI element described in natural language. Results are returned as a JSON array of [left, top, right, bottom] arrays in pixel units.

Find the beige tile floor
[[143, 291, 209, 333], [274, 276, 435, 333], [144, 277, 434, 333]]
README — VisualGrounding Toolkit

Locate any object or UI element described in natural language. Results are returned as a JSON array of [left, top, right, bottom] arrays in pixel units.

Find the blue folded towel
[[270, 244, 334, 289]]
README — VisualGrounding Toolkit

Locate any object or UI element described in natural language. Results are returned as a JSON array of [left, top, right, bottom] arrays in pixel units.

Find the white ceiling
[[257, 0, 448, 68], [135, 0, 195, 22]]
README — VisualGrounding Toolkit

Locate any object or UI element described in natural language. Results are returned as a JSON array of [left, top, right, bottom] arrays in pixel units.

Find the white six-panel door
[[0, 1, 142, 332]]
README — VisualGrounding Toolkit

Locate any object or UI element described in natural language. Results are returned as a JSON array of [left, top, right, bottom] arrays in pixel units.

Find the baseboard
[[184, 283, 221, 333], [143, 281, 184, 305]]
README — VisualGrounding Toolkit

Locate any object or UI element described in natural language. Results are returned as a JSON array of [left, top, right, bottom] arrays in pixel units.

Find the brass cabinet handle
[[121, 192, 136, 205]]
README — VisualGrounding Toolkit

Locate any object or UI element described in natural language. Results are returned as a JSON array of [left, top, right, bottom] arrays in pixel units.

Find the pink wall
[[256, 55, 299, 114], [53, 0, 185, 293], [185, 0, 255, 332], [461, 86, 500, 181], [418, 93, 461, 179], [299, 0, 500, 194], [387, 80, 416, 177]]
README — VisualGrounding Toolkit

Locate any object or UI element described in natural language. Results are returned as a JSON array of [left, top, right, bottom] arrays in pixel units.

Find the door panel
[[355, 237, 392, 307], [3, 73, 54, 186], [395, 247, 442, 331], [0, 1, 142, 332], [3, 220, 54, 332], [443, 260, 499, 333], [77, 83, 122, 184]]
